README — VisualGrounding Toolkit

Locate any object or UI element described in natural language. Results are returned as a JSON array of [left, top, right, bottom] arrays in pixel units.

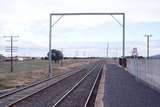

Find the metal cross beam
[[48, 12, 125, 77], [50, 13, 124, 15]]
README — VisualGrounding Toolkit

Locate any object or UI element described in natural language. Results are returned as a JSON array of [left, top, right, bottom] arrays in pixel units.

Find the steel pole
[[145, 34, 152, 59], [11, 36, 13, 72], [106, 42, 109, 57], [122, 13, 125, 67], [147, 36, 149, 58], [123, 13, 125, 58], [48, 14, 52, 77]]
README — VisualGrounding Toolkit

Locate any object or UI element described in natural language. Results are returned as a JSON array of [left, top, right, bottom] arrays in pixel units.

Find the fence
[[127, 59, 160, 91]]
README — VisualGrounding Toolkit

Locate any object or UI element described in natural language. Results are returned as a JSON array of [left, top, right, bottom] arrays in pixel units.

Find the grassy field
[[0, 59, 96, 90]]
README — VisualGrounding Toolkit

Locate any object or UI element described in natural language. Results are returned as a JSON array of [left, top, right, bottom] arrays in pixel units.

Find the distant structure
[[125, 48, 143, 59], [132, 48, 138, 57], [47, 49, 63, 63]]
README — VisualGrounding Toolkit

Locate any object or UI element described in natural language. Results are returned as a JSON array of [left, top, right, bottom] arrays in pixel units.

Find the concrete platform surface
[[104, 64, 160, 107]]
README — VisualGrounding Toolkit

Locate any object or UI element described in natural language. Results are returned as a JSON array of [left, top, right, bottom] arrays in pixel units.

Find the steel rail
[[7, 63, 99, 107], [53, 63, 102, 107], [0, 70, 78, 99], [0, 63, 89, 99], [84, 64, 103, 107]]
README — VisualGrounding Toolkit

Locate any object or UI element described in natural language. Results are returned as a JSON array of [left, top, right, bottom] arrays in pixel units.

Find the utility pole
[[61, 48, 63, 67], [49, 14, 52, 77], [11, 36, 13, 72], [83, 51, 86, 57], [4, 36, 19, 72], [75, 51, 79, 57], [144, 34, 152, 58], [106, 42, 109, 57], [123, 14, 125, 58], [116, 48, 118, 58]]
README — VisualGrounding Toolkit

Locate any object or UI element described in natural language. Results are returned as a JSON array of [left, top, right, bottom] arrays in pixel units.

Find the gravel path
[[104, 64, 160, 107]]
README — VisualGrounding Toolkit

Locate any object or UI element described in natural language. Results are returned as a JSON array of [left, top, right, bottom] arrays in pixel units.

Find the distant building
[[4, 56, 32, 61], [15, 56, 32, 61]]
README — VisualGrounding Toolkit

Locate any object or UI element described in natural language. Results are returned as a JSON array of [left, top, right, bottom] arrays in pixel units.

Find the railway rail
[[0, 61, 103, 107], [53, 62, 103, 107]]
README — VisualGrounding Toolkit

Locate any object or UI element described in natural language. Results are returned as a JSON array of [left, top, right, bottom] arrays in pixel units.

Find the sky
[[0, 0, 160, 57]]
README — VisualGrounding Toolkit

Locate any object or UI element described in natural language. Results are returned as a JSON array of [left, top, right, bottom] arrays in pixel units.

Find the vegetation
[[0, 59, 96, 90], [47, 49, 63, 63]]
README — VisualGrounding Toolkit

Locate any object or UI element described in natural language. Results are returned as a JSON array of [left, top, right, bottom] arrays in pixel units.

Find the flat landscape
[[0, 59, 95, 90]]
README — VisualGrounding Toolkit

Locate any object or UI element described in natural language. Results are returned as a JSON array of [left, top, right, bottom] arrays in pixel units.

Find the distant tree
[[32, 57, 35, 60], [47, 49, 63, 63]]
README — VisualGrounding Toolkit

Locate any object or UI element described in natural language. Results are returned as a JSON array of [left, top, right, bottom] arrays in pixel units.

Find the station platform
[[95, 64, 160, 107]]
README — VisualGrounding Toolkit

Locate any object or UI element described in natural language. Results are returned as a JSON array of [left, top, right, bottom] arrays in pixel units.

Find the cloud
[[0, 0, 160, 57]]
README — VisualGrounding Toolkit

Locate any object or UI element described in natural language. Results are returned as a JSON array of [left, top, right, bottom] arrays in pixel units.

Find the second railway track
[[0, 61, 103, 107]]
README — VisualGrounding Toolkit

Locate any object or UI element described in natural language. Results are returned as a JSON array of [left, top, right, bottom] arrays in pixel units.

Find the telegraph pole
[[144, 34, 152, 58], [116, 48, 118, 58], [4, 36, 19, 72]]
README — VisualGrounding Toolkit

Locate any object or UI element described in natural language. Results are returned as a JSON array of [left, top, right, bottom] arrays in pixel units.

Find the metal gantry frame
[[48, 12, 125, 77]]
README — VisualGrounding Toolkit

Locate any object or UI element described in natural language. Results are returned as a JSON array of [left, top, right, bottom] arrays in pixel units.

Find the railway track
[[0, 61, 103, 107], [53, 62, 103, 107]]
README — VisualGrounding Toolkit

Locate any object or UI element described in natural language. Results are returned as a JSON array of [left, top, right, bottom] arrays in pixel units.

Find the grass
[[0, 60, 49, 73], [0, 59, 97, 90]]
